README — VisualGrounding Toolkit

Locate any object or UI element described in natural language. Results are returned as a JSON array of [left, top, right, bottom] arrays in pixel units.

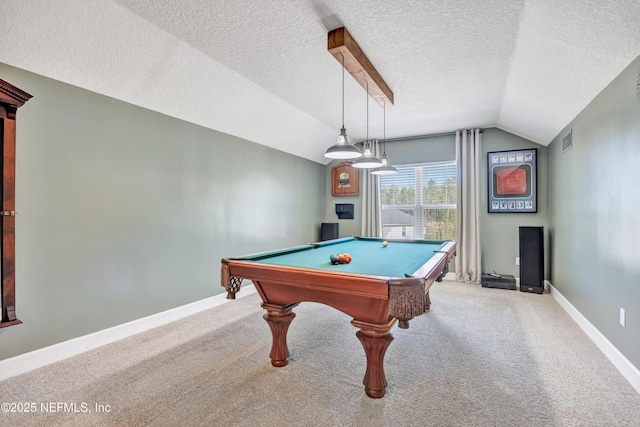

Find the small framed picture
[[331, 162, 359, 197], [488, 148, 537, 213]]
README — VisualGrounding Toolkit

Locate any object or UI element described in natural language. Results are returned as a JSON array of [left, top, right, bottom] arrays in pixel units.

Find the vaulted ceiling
[[1, 1, 639, 164]]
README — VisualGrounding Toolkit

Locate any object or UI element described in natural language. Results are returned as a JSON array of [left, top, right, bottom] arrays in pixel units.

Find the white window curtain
[[361, 140, 382, 237], [455, 129, 482, 284]]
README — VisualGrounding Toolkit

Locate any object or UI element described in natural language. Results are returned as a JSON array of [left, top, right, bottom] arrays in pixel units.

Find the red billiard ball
[[338, 254, 345, 264]]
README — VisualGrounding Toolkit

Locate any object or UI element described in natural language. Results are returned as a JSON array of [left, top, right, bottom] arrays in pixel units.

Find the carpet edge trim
[[0, 285, 257, 381], [547, 280, 640, 395]]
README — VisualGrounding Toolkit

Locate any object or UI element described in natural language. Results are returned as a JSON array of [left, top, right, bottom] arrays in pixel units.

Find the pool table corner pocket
[[388, 278, 428, 329], [221, 262, 243, 299]]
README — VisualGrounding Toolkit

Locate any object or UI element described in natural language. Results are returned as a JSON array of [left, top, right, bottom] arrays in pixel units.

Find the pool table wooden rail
[[220, 239, 456, 398], [224, 262, 392, 322]]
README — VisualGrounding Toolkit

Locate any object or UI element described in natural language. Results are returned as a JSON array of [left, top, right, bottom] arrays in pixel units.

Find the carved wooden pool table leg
[[261, 302, 299, 367], [352, 318, 395, 398]]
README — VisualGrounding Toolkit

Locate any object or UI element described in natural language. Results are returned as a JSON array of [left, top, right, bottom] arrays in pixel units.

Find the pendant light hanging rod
[[324, 52, 362, 159], [372, 100, 398, 175], [381, 101, 390, 157], [353, 81, 383, 169], [341, 52, 345, 129]]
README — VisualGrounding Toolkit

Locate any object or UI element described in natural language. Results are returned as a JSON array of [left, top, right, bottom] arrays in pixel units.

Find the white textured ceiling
[[1, 0, 639, 164]]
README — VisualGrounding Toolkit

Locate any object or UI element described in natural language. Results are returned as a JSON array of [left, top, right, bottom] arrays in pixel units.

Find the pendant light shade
[[325, 127, 362, 159], [325, 54, 362, 160], [372, 102, 398, 175], [371, 153, 399, 175], [352, 140, 383, 168], [352, 82, 383, 169]]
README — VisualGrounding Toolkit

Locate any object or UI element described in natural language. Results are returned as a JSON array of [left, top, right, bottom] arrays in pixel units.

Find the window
[[380, 162, 456, 240]]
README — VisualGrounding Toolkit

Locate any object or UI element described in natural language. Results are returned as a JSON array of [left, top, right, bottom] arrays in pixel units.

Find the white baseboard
[[0, 273, 457, 380], [547, 280, 640, 395], [0, 285, 257, 382], [10, 279, 637, 396]]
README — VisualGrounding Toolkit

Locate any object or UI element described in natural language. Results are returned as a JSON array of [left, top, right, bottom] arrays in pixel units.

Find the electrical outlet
[[516, 257, 520, 266], [620, 308, 626, 327]]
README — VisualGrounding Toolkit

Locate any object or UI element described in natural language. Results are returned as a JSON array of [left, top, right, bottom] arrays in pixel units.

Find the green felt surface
[[242, 237, 449, 278]]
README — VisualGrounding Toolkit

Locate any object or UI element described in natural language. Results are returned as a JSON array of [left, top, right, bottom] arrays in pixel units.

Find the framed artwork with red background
[[488, 148, 537, 213]]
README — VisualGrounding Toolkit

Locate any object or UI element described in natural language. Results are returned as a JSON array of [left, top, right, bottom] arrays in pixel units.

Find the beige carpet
[[1, 280, 639, 426]]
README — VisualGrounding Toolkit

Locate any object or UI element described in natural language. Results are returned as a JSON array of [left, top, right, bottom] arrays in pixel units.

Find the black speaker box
[[320, 223, 339, 241], [519, 226, 544, 293]]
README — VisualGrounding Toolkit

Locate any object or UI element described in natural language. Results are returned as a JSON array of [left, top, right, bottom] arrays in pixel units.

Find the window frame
[[379, 161, 457, 241]]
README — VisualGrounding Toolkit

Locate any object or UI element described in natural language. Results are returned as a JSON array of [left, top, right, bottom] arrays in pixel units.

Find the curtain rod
[[384, 128, 483, 143]]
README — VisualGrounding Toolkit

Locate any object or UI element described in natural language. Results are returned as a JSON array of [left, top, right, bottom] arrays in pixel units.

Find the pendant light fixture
[[352, 82, 383, 169], [372, 102, 398, 175], [324, 53, 362, 160]]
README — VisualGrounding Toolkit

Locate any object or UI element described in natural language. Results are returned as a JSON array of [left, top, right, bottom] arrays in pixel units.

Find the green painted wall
[[480, 128, 548, 277], [548, 56, 640, 369], [324, 159, 362, 238], [0, 63, 325, 360]]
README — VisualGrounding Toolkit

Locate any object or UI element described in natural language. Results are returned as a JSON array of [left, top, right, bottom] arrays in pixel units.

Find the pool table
[[221, 236, 456, 398]]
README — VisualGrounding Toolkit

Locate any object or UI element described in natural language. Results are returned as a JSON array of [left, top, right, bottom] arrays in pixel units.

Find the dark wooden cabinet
[[0, 79, 32, 327], [519, 226, 544, 294]]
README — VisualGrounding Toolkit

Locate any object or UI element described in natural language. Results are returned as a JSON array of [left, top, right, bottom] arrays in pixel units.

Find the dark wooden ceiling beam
[[328, 27, 394, 107]]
